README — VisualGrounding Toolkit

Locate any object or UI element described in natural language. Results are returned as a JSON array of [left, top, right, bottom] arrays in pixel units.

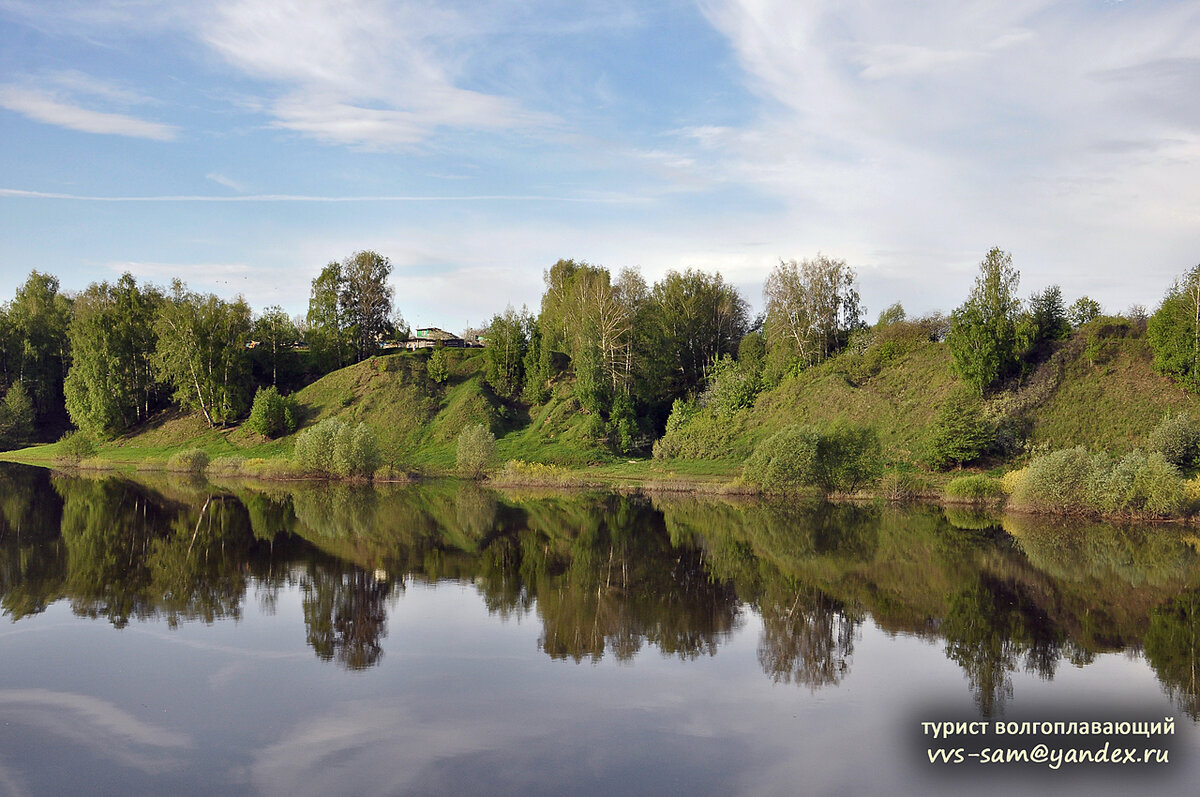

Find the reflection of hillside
[[655, 494, 1200, 710], [5, 464, 1200, 706]]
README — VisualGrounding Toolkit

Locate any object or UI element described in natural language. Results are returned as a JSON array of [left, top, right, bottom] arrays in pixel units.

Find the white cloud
[[0, 84, 178, 140], [193, 0, 552, 148], [688, 0, 1200, 310]]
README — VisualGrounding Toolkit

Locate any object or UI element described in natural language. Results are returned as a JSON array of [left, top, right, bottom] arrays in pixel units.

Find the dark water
[[1, 463, 1199, 795]]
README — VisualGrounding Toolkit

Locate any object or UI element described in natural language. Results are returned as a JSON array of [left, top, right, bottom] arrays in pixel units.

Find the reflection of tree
[[757, 585, 858, 689], [941, 575, 1062, 716], [301, 565, 391, 670], [1144, 590, 1200, 719], [0, 466, 66, 619], [529, 496, 740, 663]]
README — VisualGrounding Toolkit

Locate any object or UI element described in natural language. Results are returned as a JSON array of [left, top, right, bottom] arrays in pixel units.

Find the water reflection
[[3, 464, 1200, 720]]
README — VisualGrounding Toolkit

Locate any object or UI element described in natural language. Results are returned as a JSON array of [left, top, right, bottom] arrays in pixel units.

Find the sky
[[2, 0, 1199, 331]]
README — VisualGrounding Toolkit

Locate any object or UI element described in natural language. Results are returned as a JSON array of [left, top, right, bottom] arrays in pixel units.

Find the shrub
[[743, 425, 820, 492], [1011, 446, 1188, 517], [167, 448, 210, 473], [293, 417, 380, 478], [493, 459, 581, 486], [1147, 412, 1200, 468], [878, 471, 927, 501], [0, 382, 35, 447], [999, 468, 1025, 495], [926, 386, 994, 469], [427, 348, 449, 384], [57, 430, 98, 460], [457, 423, 496, 478], [944, 474, 1004, 502], [246, 386, 300, 438], [743, 422, 883, 494], [331, 422, 380, 478]]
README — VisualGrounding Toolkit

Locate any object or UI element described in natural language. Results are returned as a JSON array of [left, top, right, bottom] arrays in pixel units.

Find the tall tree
[[7, 271, 72, 424], [762, 255, 862, 381], [646, 268, 749, 405], [152, 281, 252, 427], [63, 274, 161, 437], [484, 306, 531, 400], [306, 261, 349, 373], [340, 250, 394, 362], [947, 248, 1022, 394], [252, 305, 300, 388]]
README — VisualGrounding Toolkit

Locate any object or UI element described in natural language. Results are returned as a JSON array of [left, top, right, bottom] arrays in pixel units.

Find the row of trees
[[0, 250, 399, 444], [473, 256, 867, 451], [6, 241, 1197, 456]]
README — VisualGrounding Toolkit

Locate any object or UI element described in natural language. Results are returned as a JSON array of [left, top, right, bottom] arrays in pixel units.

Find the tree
[[484, 306, 530, 400], [306, 261, 349, 373], [152, 281, 252, 427], [1068, 296, 1102, 328], [0, 382, 34, 448], [64, 274, 160, 437], [1016, 284, 1068, 362], [252, 306, 300, 388], [644, 268, 749, 406], [763, 255, 863, 379], [340, 250, 394, 362], [926, 386, 994, 469], [1148, 265, 1200, 391], [7, 271, 72, 423], [946, 248, 1022, 393]]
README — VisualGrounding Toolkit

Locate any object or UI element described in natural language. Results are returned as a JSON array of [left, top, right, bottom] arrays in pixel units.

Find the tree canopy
[[947, 248, 1022, 394]]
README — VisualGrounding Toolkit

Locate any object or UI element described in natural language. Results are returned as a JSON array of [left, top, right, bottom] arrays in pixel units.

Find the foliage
[[166, 448, 210, 474], [293, 416, 380, 478], [926, 386, 995, 469], [1068, 296, 1102, 328], [521, 319, 552, 404], [607, 392, 639, 454], [944, 475, 1004, 502], [246, 386, 300, 438], [878, 471, 927, 501], [484, 306, 530, 400], [456, 423, 496, 478], [252, 305, 301, 388], [643, 267, 749, 407], [64, 273, 161, 437], [306, 261, 350, 373], [877, 302, 906, 326], [340, 250, 395, 362], [1147, 412, 1200, 468], [699, 354, 759, 418], [763, 255, 863, 379], [743, 422, 882, 494], [1147, 264, 1200, 390], [0, 382, 35, 448], [1017, 285, 1068, 357], [56, 429, 98, 460], [947, 248, 1022, 393], [6, 270, 72, 422], [427, 348, 449, 384], [152, 280, 252, 427], [1010, 446, 1188, 517]]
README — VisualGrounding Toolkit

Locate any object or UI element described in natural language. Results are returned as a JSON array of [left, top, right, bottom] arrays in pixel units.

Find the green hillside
[[6, 317, 1200, 488]]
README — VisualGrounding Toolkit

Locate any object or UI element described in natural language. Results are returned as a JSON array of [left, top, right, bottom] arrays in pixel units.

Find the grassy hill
[[5, 316, 1198, 486]]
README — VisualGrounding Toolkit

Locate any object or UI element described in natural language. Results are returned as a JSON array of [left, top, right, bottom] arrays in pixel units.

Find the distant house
[[405, 327, 465, 350]]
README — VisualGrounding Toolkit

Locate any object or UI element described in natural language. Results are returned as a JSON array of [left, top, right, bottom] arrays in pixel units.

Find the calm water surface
[[1, 463, 1198, 795]]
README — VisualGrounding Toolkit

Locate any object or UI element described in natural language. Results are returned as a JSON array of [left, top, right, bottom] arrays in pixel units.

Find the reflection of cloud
[[0, 689, 192, 774], [249, 701, 536, 796]]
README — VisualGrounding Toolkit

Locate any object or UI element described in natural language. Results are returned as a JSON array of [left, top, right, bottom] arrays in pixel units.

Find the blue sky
[[2, 0, 1199, 331]]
